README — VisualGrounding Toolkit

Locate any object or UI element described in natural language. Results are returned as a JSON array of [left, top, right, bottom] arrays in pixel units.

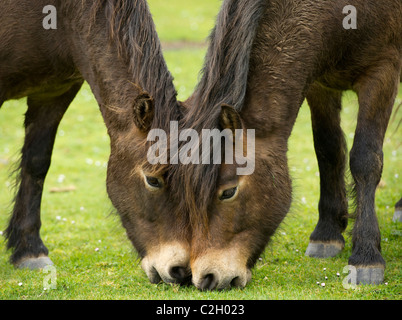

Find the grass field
[[0, 0, 401, 300]]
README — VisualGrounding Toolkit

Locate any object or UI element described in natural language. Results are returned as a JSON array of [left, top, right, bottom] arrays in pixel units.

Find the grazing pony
[[0, 0, 191, 284], [152, 0, 400, 289]]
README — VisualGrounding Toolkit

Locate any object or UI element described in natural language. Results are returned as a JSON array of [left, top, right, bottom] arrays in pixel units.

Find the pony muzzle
[[141, 242, 191, 284], [191, 247, 252, 290]]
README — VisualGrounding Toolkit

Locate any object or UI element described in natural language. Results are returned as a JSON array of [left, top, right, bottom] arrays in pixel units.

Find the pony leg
[[393, 197, 402, 223], [5, 82, 82, 269], [305, 83, 348, 258], [349, 58, 401, 285]]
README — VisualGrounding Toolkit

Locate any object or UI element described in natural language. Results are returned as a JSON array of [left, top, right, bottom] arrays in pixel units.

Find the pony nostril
[[230, 276, 241, 288], [199, 273, 218, 291], [148, 267, 162, 284], [169, 266, 191, 284]]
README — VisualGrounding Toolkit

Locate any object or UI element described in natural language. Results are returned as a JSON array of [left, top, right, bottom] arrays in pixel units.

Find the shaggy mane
[[169, 0, 267, 228], [91, 0, 180, 131]]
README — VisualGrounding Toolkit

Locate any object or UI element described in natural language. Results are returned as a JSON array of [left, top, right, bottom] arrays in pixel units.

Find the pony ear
[[219, 104, 242, 132], [133, 93, 154, 132]]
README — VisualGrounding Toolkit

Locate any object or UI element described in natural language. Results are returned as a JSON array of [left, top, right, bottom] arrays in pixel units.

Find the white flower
[[57, 174, 65, 183]]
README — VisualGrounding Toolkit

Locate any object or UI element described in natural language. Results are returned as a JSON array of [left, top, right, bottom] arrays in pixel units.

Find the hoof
[[356, 267, 384, 285], [16, 256, 54, 270], [393, 209, 402, 223], [305, 241, 344, 258]]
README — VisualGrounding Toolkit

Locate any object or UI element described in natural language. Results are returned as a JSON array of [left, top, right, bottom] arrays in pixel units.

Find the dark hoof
[[16, 256, 54, 270], [305, 241, 344, 258], [393, 209, 402, 223], [356, 266, 384, 285]]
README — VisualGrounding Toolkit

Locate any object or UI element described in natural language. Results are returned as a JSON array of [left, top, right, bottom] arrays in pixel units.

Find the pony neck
[[66, 0, 179, 128]]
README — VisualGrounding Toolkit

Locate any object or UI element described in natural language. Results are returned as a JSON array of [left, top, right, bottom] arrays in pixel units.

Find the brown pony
[[0, 0, 192, 284], [140, 0, 400, 290], [3, 0, 400, 291]]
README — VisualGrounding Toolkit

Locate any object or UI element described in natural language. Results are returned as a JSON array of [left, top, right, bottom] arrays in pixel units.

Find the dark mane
[[193, 0, 267, 114], [169, 0, 267, 228], [91, 0, 180, 130]]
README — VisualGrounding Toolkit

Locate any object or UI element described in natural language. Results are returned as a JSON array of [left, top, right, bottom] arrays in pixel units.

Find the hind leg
[[305, 83, 348, 258], [393, 198, 402, 223], [5, 82, 82, 269], [349, 59, 400, 284]]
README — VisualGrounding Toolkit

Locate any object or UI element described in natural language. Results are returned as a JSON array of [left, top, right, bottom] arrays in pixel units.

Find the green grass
[[148, 0, 221, 43], [0, 0, 401, 300]]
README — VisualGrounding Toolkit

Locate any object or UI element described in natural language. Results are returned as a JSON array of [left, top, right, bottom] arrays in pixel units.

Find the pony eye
[[219, 187, 238, 201], [145, 176, 162, 189]]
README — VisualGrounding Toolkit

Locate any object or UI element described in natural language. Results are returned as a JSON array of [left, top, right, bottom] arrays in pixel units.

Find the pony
[[137, 0, 401, 289], [0, 0, 190, 284]]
